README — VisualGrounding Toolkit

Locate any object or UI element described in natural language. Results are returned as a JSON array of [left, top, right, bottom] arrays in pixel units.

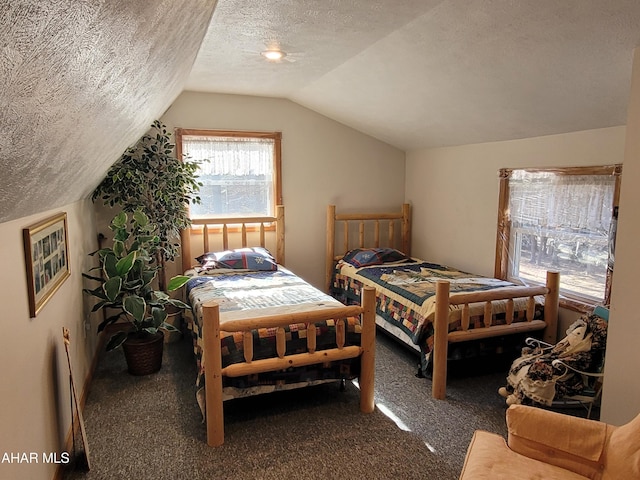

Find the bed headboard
[[325, 204, 411, 292], [180, 205, 285, 273]]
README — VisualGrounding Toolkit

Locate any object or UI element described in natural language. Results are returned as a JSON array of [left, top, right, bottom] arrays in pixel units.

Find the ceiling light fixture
[[261, 49, 286, 61]]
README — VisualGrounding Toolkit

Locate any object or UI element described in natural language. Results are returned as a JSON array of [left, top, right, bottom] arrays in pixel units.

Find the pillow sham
[[341, 248, 410, 267], [196, 247, 277, 271]]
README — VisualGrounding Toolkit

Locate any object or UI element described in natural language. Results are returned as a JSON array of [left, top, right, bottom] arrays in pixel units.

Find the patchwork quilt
[[331, 260, 544, 369], [184, 267, 362, 406]]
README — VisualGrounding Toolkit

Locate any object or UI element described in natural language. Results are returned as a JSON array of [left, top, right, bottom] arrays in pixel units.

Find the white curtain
[[183, 136, 273, 176], [508, 170, 616, 300], [509, 171, 614, 234]]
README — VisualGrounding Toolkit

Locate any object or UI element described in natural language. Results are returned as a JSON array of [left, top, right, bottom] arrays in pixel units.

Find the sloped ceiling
[[0, 0, 217, 224], [2, 1, 640, 225], [187, 0, 640, 150]]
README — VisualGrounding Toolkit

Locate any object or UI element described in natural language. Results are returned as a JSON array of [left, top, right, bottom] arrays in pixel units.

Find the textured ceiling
[[187, 0, 640, 150], [2, 1, 639, 225], [0, 0, 217, 224]]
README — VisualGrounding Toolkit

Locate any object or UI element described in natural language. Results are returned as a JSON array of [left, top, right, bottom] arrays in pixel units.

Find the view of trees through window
[[175, 130, 281, 218], [497, 165, 621, 306]]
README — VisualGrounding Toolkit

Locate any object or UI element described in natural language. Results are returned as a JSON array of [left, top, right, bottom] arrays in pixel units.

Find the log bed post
[[180, 228, 192, 274], [432, 280, 450, 400], [203, 302, 224, 447], [181, 205, 286, 274], [402, 203, 411, 256], [275, 205, 285, 264], [325, 203, 412, 293], [431, 271, 560, 400], [202, 287, 377, 446], [543, 270, 560, 345], [359, 286, 376, 413], [325, 205, 336, 292]]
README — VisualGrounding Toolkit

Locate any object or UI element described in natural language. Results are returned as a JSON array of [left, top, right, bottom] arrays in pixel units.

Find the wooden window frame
[[495, 164, 622, 312], [175, 128, 282, 232]]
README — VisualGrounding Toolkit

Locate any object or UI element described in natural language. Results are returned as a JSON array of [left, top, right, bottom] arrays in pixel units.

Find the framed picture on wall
[[23, 212, 70, 317]]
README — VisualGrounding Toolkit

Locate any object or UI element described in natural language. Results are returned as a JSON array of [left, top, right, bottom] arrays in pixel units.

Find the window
[[175, 129, 282, 219], [495, 165, 621, 310]]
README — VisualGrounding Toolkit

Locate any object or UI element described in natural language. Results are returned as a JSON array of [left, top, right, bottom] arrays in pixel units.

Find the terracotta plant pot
[[122, 331, 164, 375]]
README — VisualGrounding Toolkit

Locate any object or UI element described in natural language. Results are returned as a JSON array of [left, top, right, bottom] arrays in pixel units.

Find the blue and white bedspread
[[332, 260, 545, 377], [186, 267, 339, 321], [183, 267, 363, 407]]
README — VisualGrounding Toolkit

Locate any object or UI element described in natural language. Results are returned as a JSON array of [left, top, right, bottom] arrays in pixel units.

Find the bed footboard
[[431, 271, 560, 399], [202, 286, 376, 446]]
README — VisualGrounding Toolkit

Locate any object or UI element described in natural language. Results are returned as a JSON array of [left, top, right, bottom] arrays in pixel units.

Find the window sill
[[507, 276, 600, 314], [559, 295, 600, 314]]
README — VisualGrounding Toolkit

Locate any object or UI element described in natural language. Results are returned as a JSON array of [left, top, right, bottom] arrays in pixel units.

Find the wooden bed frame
[[180, 206, 377, 446], [325, 203, 560, 400]]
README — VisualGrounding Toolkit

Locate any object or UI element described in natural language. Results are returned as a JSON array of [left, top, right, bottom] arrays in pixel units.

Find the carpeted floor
[[63, 330, 576, 480]]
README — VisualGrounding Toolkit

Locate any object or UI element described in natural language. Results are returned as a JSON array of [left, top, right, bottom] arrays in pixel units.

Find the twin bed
[[179, 203, 559, 446], [325, 204, 559, 400], [180, 206, 376, 447]]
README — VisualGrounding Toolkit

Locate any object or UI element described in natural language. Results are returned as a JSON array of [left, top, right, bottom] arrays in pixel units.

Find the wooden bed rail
[[180, 205, 285, 272], [202, 286, 376, 447], [325, 203, 411, 292], [431, 271, 560, 399]]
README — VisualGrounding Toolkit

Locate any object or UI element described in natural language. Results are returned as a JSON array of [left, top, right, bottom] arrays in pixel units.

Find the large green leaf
[[142, 270, 156, 287], [167, 299, 190, 310], [111, 211, 127, 229], [137, 235, 156, 245], [89, 300, 109, 313], [82, 272, 104, 283], [143, 327, 159, 335], [161, 321, 179, 332], [151, 307, 167, 328], [123, 279, 144, 290], [133, 210, 149, 227], [103, 277, 122, 302], [105, 331, 128, 351], [154, 291, 169, 301], [113, 227, 129, 242], [97, 313, 123, 332], [95, 248, 114, 259], [113, 239, 124, 257], [103, 252, 118, 278], [115, 251, 137, 277], [167, 275, 190, 291], [123, 295, 146, 323], [83, 285, 107, 300]]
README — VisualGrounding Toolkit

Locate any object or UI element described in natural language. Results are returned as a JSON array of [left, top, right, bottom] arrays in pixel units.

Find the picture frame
[[23, 212, 70, 317]]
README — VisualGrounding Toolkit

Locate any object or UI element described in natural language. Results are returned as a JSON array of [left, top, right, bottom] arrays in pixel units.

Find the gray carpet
[[63, 331, 530, 480]]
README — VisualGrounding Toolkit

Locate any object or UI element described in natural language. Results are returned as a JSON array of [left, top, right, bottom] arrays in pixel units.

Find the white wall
[[405, 125, 640, 424], [602, 47, 640, 425], [406, 126, 625, 334], [0, 199, 99, 479], [405, 126, 626, 276], [160, 92, 406, 290], [0, 91, 401, 480]]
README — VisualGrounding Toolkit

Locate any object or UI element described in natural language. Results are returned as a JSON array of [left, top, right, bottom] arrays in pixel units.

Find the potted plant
[[83, 210, 191, 375], [91, 119, 202, 290]]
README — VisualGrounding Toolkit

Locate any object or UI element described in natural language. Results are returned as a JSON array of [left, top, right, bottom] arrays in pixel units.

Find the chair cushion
[[602, 413, 640, 480], [459, 430, 588, 480], [506, 405, 609, 479]]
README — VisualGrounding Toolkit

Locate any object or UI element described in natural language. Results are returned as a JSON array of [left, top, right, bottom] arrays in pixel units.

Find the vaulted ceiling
[[0, 0, 217, 224], [188, 0, 640, 150], [2, 0, 640, 224]]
